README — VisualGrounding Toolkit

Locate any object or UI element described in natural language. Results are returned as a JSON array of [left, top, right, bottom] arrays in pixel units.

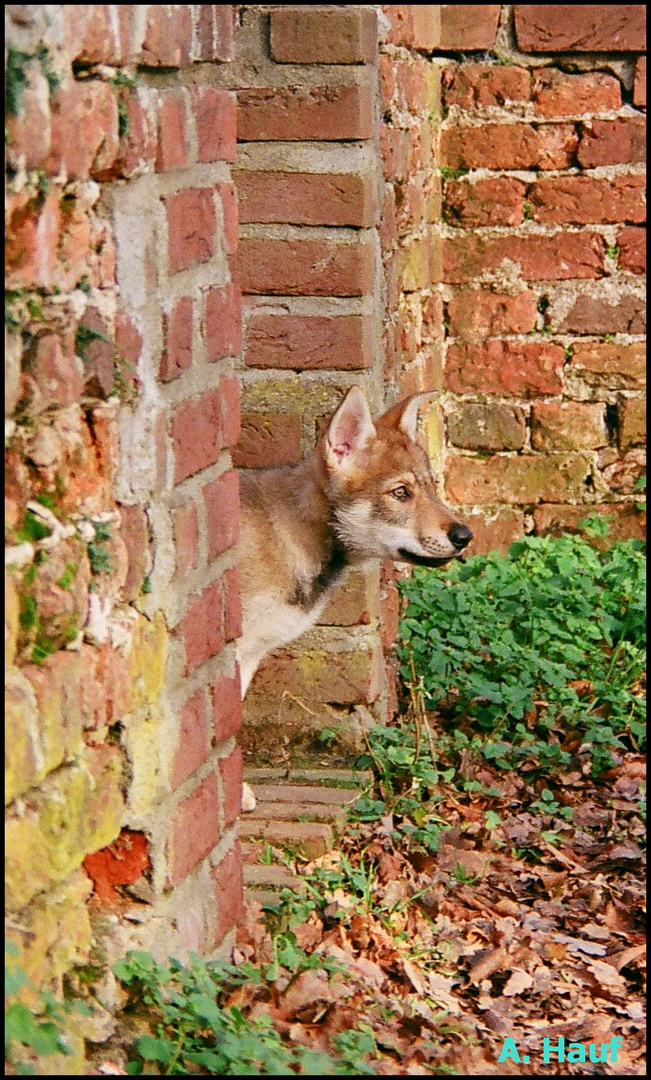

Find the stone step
[[250, 783, 361, 806], [245, 800, 348, 827], [238, 818, 334, 859]]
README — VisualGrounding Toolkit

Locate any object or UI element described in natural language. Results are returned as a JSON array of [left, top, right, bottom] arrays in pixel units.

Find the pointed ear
[[325, 386, 376, 467], [378, 392, 437, 442]]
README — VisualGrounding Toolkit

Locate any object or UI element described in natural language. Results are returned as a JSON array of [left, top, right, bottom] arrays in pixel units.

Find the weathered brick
[[115, 312, 143, 387], [445, 453, 593, 505], [191, 87, 237, 163], [118, 504, 150, 602], [318, 568, 380, 627], [139, 4, 193, 67], [23, 331, 84, 411], [106, 86, 157, 179], [385, 5, 441, 49], [532, 69, 622, 117], [248, 639, 383, 705], [237, 818, 334, 859], [457, 508, 525, 556], [212, 843, 244, 945], [634, 56, 646, 107], [46, 78, 119, 180], [379, 581, 401, 650], [5, 668, 44, 804], [617, 396, 646, 449], [236, 170, 378, 228], [196, 3, 234, 62], [173, 500, 199, 577], [29, 537, 90, 652], [392, 55, 439, 115], [270, 7, 377, 64], [601, 448, 646, 494], [569, 341, 645, 389], [217, 182, 239, 255], [165, 188, 217, 274], [126, 611, 168, 712], [156, 90, 189, 172], [447, 404, 526, 451], [161, 297, 193, 381], [440, 5, 501, 49], [204, 470, 240, 561], [223, 567, 242, 643], [534, 502, 646, 544], [514, 5, 646, 52], [219, 746, 243, 831], [218, 375, 241, 449], [61, 5, 130, 64], [238, 85, 373, 142], [172, 389, 223, 484], [558, 294, 645, 335], [398, 234, 440, 292], [6, 749, 123, 912], [442, 63, 531, 108], [244, 313, 374, 370], [443, 232, 605, 283], [5, 63, 51, 171], [446, 290, 538, 338], [168, 773, 220, 886], [445, 341, 564, 396], [171, 689, 211, 790], [441, 123, 578, 171], [531, 402, 608, 451], [529, 175, 646, 225], [213, 669, 242, 744], [617, 227, 646, 274], [577, 118, 646, 167], [84, 829, 150, 906], [181, 582, 224, 674], [78, 305, 115, 399], [380, 126, 412, 183], [203, 283, 242, 362], [5, 191, 61, 290], [445, 177, 526, 227], [239, 237, 374, 297], [233, 411, 303, 468]]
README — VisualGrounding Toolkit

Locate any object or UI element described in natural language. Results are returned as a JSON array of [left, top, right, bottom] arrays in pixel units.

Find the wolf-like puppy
[[237, 386, 472, 809]]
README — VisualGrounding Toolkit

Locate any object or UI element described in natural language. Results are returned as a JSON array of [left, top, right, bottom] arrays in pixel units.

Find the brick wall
[[5, 4, 243, 1048]]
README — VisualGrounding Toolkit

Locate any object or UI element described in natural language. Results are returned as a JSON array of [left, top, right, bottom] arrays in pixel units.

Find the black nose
[[448, 523, 473, 550]]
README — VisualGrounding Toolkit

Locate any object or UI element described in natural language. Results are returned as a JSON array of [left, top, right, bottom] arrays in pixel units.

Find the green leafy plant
[[396, 523, 645, 777], [5, 941, 82, 1070]]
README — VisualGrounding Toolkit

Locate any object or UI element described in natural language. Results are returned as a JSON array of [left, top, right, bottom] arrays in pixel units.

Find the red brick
[[244, 313, 374, 370], [569, 341, 645, 389], [204, 470, 240, 561], [532, 69, 621, 117], [168, 773, 220, 886], [236, 170, 377, 228], [182, 582, 224, 675], [443, 232, 605, 284], [118, 504, 150, 602], [442, 64, 531, 108], [5, 64, 51, 172], [61, 5, 130, 65], [217, 183, 238, 254], [601, 448, 646, 494], [219, 746, 243, 830], [223, 567, 242, 643], [156, 90, 189, 173], [203, 284, 242, 362], [529, 175, 646, 225], [270, 7, 377, 64], [77, 305, 115, 399], [445, 340, 564, 396], [238, 85, 373, 142], [161, 298, 193, 382], [440, 5, 501, 49], [191, 88, 237, 164], [514, 5, 646, 52], [196, 4, 234, 62], [442, 123, 578, 171], [232, 412, 302, 468], [5, 192, 61, 290], [617, 227, 646, 274], [139, 5, 192, 67], [385, 5, 440, 49], [115, 313, 142, 391], [380, 126, 412, 183], [218, 375, 241, 450], [533, 502, 646, 544], [84, 829, 150, 907], [171, 690, 211, 790], [445, 453, 593, 505], [24, 331, 84, 410], [105, 87, 157, 179], [380, 583, 400, 651], [239, 237, 374, 297], [447, 404, 526, 451], [617, 396, 646, 449], [531, 402, 608, 451], [213, 669, 242, 744], [446, 290, 537, 338], [634, 57, 646, 107], [558, 295, 645, 335], [577, 118, 646, 167], [212, 843, 244, 945], [445, 177, 526, 227], [46, 78, 119, 181], [165, 188, 216, 274], [172, 389, 223, 484], [456, 508, 525, 556], [173, 501, 199, 577]]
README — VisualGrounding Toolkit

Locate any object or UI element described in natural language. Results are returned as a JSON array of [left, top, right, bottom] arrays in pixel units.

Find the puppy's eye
[[391, 485, 412, 501]]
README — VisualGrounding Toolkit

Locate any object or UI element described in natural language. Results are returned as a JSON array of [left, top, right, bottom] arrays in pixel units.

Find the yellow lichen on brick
[[122, 702, 175, 817], [5, 570, 20, 665], [127, 610, 168, 711], [5, 667, 44, 805]]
